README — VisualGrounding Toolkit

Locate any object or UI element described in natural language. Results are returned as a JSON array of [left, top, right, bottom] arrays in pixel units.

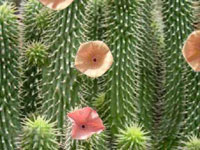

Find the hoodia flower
[[75, 41, 113, 78], [39, 0, 74, 10], [182, 30, 200, 71], [67, 107, 105, 140]]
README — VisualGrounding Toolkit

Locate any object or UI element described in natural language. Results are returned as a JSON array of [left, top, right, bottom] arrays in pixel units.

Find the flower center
[[93, 58, 97, 62], [81, 125, 86, 129]]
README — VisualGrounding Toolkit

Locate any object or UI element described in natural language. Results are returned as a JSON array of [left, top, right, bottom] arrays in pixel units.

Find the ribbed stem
[[41, 0, 87, 138], [133, 0, 165, 148], [0, 2, 20, 149], [160, 0, 193, 149]]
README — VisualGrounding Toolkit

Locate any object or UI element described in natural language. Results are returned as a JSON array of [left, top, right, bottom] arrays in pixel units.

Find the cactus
[[20, 115, 59, 150], [181, 0, 200, 139], [21, 0, 52, 42], [0, 2, 20, 149], [40, 0, 88, 137], [159, 0, 193, 149], [132, 0, 166, 148], [116, 123, 150, 150], [182, 135, 200, 150], [78, 0, 108, 111], [20, 42, 48, 115], [1, 0, 200, 149], [103, 0, 139, 134], [20, 0, 52, 116]]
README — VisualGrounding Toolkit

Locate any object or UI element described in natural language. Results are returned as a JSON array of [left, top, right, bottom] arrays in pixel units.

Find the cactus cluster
[[0, 0, 200, 150]]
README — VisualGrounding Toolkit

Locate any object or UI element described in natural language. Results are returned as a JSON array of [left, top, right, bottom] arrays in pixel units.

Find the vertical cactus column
[[181, 0, 200, 140], [103, 0, 139, 142], [21, 0, 52, 42], [20, 0, 51, 116], [0, 2, 20, 149], [132, 0, 165, 148], [20, 42, 48, 115], [160, 0, 193, 149], [41, 0, 87, 137]]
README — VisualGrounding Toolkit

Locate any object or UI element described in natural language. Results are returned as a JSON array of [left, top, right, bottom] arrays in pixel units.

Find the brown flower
[[75, 41, 113, 78], [39, 0, 74, 10], [182, 30, 200, 71]]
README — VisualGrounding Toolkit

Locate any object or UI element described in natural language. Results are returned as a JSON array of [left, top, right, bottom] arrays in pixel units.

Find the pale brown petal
[[39, 0, 74, 10], [182, 30, 200, 71], [75, 41, 113, 78]]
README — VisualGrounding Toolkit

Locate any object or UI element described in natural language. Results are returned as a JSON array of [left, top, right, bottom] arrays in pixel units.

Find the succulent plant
[[184, 135, 200, 150], [159, 0, 193, 149], [20, 115, 59, 150], [117, 123, 150, 150], [0, 2, 20, 149], [103, 0, 139, 135], [21, 0, 52, 42], [20, 42, 48, 115], [0, 0, 200, 149], [40, 0, 88, 138]]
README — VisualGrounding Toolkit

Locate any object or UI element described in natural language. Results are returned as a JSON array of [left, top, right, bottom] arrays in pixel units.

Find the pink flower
[[182, 30, 200, 71], [67, 107, 105, 140], [75, 41, 113, 78], [39, 0, 74, 10]]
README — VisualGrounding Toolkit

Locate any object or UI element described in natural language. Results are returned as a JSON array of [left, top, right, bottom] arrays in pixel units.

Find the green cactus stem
[[132, 0, 166, 148], [20, 42, 48, 115], [159, 0, 193, 149], [103, 0, 139, 132], [21, 0, 52, 42], [40, 0, 88, 139], [181, 0, 200, 139], [0, 2, 20, 149]]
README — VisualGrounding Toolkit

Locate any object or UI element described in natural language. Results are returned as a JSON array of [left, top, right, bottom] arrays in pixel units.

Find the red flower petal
[[86, 118, 105, 132], [67, 107, 92, 125], [71, 123, 101, 140], [68, 107, 105, 140]]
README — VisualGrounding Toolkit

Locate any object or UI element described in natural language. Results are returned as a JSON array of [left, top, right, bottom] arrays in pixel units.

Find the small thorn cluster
[[117, 123, 150, 150], [20, 116, 59, 150]]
